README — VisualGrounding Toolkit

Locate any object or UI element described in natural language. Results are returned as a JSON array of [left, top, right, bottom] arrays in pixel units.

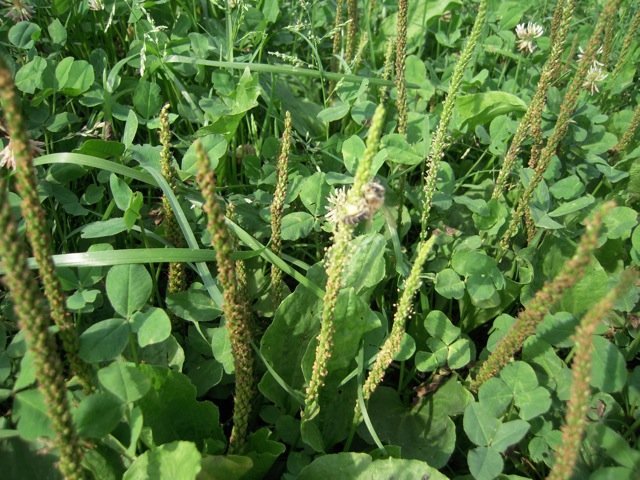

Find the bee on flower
[[515, 22, 544, 54], [325, 181, 386, 226]]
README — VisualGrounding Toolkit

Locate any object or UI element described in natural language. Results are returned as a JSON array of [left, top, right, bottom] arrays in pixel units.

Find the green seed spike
[[0, 62, 93, 393], [194, 140, 254, 452]]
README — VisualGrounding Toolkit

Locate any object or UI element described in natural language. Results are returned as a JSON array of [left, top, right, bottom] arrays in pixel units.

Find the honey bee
[[342, 180, 385, 225]]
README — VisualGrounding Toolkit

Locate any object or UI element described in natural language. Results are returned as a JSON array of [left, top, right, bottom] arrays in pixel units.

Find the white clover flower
[[325, 187, 348, 225], [0, 0, 34, 22], [577, 46, 605, 67], [515, 22, 544, 54], [582, 64, 608, 94], [0, 138, 45, 170], [88, 0, 104, 11]]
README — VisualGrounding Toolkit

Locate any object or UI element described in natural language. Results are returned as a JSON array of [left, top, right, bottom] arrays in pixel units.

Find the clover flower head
[[515, 22, 544, 53], [582, 63, 608, 95], [0, 0, 34, 21], [325, 187, 348, 225], [577, 46, 605, 67], [88, 0, 104, 11], [0, 138, 44, 170]]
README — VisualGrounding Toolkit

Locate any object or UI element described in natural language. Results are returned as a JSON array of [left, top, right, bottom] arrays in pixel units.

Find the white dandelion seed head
[[515, 22, 544, 54]]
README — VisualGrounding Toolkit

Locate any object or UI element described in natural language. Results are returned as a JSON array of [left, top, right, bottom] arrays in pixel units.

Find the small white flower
[[0, 0, 34, 22], [88, 0, 104, 11], [582, 64, 608, 94], [577, 46, 605, 67], [515, 22, 544, 54], [0, 138, 45, 170], [325, 187, 348, 225]]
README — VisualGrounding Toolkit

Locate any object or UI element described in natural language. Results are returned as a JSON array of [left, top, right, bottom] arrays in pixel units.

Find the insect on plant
[[343, 180, 386, 225]]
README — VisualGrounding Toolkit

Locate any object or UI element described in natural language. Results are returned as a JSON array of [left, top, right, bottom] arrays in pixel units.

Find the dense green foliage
[[0, 0, 639, 479]]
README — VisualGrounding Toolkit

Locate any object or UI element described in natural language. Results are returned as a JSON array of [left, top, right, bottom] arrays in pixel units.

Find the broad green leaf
[[123, 110, 139, 148], [46, 112, 80, 132], [53, 0, 71, 14], [109, 174, 133, 211], [106, 264, 152, 317], [455, 91, 526, 130], [395, 333, 416, 361], [299, 452, 448, 480], [588, 423, 640, 471], [560, 263, 608, 315], [492, 420, 530, 452], [548, 195, 595, 217], [451, 249, 504, 289], [47, 18, 67, 45], [590, 336, 627, 393], [131, 307, 172, 347], [463, 402, 500, 447], [186, 358, 224, 397], [405, 55, 435, 101], [257, 265, 331, 408], [515, 387, 552, 420], [181, 134, 227, 176], [467, 273, 498, 304], [74, 392, 124, 438], [55, 57, 95, 96], [98, 361, 151, 403], [280, 212, 314, 241], [210, 326, 234, 374], [80, 218, 128, 238], [133, 80, 162, 118], [499, 361, 539, 394], [0, 437, 61, 480], [317, 102, 350, 123], [342, 135, 366, 174], [454, 196, 489, 215], [342, 234, 386, 293], [12, 389, 53, 441], [549, 175, 585, 200], [300, 172, 330, 216], [79, 318, 130, 362], [363, 385, 461, 468], [243, 428, 286, 479], [380, 134, 423, 166], [137, 365, 225, 447], [379, 0, 462, 53], [9, 22, 41, 49], [123, 441, 201, 480], [478, 378, 512, 418], [603, 206, 638, 240], [424, 311, 460, 345], [199, 455, 254, 480], [467, 446, 504, 480], [447, 338, 472, 369], [415, 343, 448, 372], [536, 312, 579, 348], [15, 56, 47, 94], [123, 191, 143, 229], [435, 268, 465, 299], [14, 351, 35, 390], [167, 283, 221, 322]]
